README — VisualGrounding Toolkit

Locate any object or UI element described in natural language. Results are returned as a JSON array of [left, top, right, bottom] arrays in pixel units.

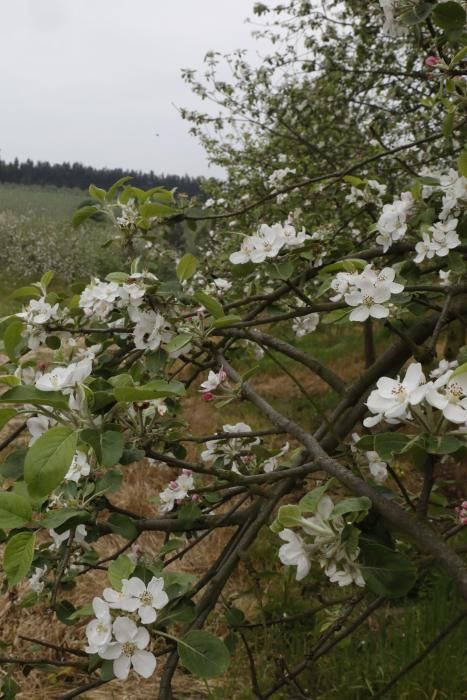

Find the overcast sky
[[0, 0, 259, 176]]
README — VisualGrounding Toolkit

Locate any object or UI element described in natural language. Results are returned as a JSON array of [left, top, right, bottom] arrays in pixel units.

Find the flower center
[[122, 641, 137, 656], [362, 295, 374, 306], [447, 382, 463, 401], [96, 623, 108, 634], [391, 384, 406, 399], [140, 591, 153, 606]]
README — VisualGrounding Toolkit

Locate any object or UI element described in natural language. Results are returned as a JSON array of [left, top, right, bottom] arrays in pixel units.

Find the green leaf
[[165, 334, 193, 354], [178, 630, 230, 678], [24, 426, 77, 499], [40, 508, 91, 530], [193, 291, 225, 318], [270, 504, 302, 534], [0, 492, 32, 529], [3, 321, 24, 361], [0, 408, 17, 431], [433, 1, 466, 29], [359, 537, 417, 598], [458, 151, 467, 177], [331, 496, 371, 517], [10, 286, 41, 300], [1, 385, 69, 410], [107, 554, 135, 591], [113, 380, 185, 402], [81, 430, 124, 467], [426, 435, 464, 455], [140, 201, 177, 218], [106, 176, 132, 202], [373, 433, 409, 462], [0, 449, 26, 481], [443, 110, 455, 138], [299, 481, 333, 514], [210, 315, 242, 328], [94, 470, 123, 494], [107, 513, 138, 540], [0, 675, 20, 699], [400, 1, 437, 25], [3, 531, 35, 587], [176, 254, 198, 282], [321, 259, 367, 274], [89, 184, 106, 202], [72, 205, 100, 228], [40, 270, 55, 290]]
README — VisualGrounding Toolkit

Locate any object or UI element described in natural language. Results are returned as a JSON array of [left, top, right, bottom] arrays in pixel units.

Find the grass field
[[0, 184, 466, 698]]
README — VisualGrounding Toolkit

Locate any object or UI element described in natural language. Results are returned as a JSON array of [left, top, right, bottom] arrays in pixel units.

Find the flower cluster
[[421, 168, 467, 221], [364, 361, 467, 427], [79, 278, 145, 321], [278, 494, 366, 587], [17, 297, 62, 350], [229, 222, 307, 264], [414, 219, 460, 263], [331, 265, 403, 322], [375, 191, 413, 252], [159, 469, 195, 513], [85, 576, 169, 680]]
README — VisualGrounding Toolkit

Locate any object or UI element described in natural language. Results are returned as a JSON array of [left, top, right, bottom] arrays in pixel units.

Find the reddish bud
[[425, 55, 440, 67], [202, 392, 214, 402]]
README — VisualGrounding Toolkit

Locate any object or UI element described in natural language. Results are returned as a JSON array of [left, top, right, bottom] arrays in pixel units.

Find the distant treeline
[[0, 158, 202, 196]]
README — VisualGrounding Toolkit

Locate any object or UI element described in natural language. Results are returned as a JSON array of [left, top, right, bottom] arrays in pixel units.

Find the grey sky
[[0, 0, 258, 176]]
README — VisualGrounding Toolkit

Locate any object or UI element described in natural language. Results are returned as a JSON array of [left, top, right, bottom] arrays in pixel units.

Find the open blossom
[[267, 167, 296, 188], [17, 298, 61, 349], [129, 308, 172, 351], [159, 470, 195, 513], [98, 616, 156, 680], [340, 265, 403, 322], [27, 414, 55, 445], [28, 566, 47, 594], [414, 219, 460, 263], [379, 0, 407, 36], [281, 223, 307, 248], [229, 221, 305, 264], [278, 529, 311, 581], [201, 422, 260, 471], [262, 443, 289, 473], [375, 191, 413, 251], [364, 362, 427, 426], [425, 366, 467, 424], [366, 451, 388, 483], [117, 577, 169, 624], [65, 451, 92, 483], [200, 369, 227, 393], [49, 524, 87, 551], [85, 598, 113, 653], [292, 312, 319, 336], [35, 357, 92, 393]]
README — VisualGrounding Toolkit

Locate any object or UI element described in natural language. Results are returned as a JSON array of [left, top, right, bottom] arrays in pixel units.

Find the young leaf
[[24, 426, 77, 499], [178, 630, 230, 678], [3, 531, 35, 587], [0, 492, 32, 529], [176, 254, 198, 281], [107, 554, 135, 591]]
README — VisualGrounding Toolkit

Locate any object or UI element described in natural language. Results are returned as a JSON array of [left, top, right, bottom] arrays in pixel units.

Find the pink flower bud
[[218, 369, 227, 382], [202, 392, 214, 402], [191, 494, 200, 502], [425, 56, 440, 67]]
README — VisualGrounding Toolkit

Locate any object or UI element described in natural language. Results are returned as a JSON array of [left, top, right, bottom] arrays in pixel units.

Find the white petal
[[113, 654, 132, 680], [349, 306, 370, 322], [132, 650, 157, 678], [134, 626, 150, 650], [99, 642, 122, 660], [138, 605, 157, 624], [122, 577, 146, 598], [113, 616, 137, 643]]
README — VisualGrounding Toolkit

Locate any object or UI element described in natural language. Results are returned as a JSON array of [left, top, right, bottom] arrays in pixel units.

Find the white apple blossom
[[27, 566, 47, 594], [129, 308, 172, 351], [27, 414, 55, 445], [199, 369, 227, 393], [79, 280, 122, 320], [281, 223, 307, 248], [278, 529, 311, 581], [49, 524, 87, 551], [267, 167, 296, 188], [65, 451, 92, 483], [430, 359, 458, 379], [364, 362, 427, 426], [379, 0, 408, 36], [201, 422, 260, 471], [116, 577, 169, 624], [292, 312, 319, 336], [35, 358, 93, 393], [17, 298, 61, 350], [98, 616, 156, 680], [85, 597, 113, 653], [375, 191, 413, 251], [159, 469, 195, 513], [425, 367, 467, 424], [345, 282, 391, 321], [262, 443, 289, 473]]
